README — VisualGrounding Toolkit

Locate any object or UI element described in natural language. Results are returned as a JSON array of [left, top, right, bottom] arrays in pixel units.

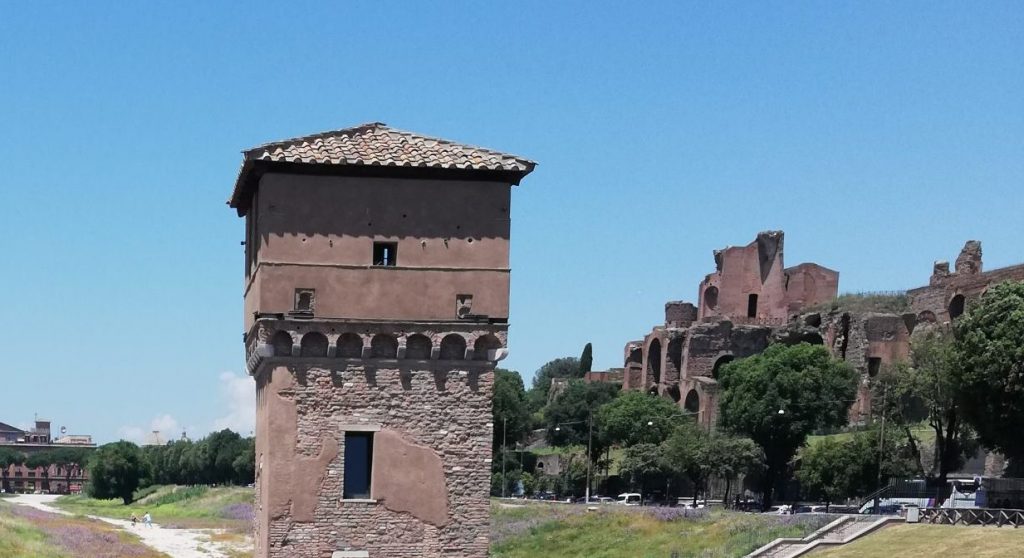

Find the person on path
[[143, 512, 152, 528], [130, 514, 138, 527]]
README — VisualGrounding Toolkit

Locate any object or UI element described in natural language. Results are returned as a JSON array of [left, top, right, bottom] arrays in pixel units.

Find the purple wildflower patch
[[220, 502, 255, 522]]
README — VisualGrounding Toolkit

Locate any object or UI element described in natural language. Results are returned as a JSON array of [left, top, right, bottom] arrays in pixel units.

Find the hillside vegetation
[[56, 485, 253, 532]]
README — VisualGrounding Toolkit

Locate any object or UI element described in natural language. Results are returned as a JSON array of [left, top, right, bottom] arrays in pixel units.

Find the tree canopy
[[579, 343, 594, 375], [88, 441, 145, 504], [596, 390, 684, 448], [717, 343, 858, 508], [954, 281, 1024, 464], [544, 380, 619, 446], [493, 368, 532, 450], [875, 325, 977, 487]]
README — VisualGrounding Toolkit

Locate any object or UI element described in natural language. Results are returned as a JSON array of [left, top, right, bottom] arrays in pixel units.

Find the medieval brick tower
[[228, 123, 535, 558]]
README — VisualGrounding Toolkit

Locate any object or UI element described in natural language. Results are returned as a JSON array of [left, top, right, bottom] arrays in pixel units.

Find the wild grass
[[0, 501, 166, 558], [55, 485, 253, 532], [490, 501, 831, 558], [812, 523, 1024, 557], [807, 292, 912, 315]]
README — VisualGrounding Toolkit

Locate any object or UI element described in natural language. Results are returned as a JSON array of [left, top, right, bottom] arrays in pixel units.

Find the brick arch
[[271, 331, 293, 357], [405, 334, 433, 360], [684, 389, 700, 415], [439, 334, 467, 360], [949, 294, 966, 320], [336, 333, 363, 358], [473, 334, 501, 361], [300, 332, 328, 357], [712, 354, 734, 380], [646, 338, 662, 386], [371, 334, 399, 358]]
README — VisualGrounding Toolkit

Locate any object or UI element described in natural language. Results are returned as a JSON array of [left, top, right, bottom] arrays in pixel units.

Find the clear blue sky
[[1, 2, 1021, 443]]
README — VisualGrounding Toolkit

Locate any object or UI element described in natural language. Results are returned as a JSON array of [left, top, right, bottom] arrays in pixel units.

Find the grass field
[[55, 485, 253, 532], [490, 502, 832, 558], [811, 523, 1024, 557], [0, 501, 166, 558]]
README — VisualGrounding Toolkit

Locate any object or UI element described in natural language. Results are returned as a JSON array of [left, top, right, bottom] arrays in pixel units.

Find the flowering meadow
[[0, 502, 165, 558]]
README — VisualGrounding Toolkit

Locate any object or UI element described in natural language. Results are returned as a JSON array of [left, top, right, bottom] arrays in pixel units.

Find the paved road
[[8, 493, 234, 558]]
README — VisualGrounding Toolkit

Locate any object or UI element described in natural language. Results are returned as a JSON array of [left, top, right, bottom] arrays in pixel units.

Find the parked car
[[616, 493, 642, 506], [534, 492, 558, 501]]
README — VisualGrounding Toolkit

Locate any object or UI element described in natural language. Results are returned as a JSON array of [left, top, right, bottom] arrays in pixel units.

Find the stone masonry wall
[[255, 360, 493, 558]]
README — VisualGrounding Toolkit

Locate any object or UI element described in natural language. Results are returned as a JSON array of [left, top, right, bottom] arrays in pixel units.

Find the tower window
[[747, 294, 758, 318], [373, 242, 397, 267], [294, 288, 315, 312], [343, 431, 374, 500]]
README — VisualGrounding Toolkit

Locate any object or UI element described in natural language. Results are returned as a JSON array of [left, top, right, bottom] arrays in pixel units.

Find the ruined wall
[[255, 360, 493, 558], [909, 241, 1024, 323], [697, 231, 838, 323]]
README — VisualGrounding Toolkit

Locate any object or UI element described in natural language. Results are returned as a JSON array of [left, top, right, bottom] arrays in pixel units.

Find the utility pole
[[585, 412, 593, 503], [874, 385, 887, 515], [501, 416, 507, 498]]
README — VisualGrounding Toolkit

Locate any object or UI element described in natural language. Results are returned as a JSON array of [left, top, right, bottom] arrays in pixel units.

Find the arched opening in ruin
[[712, 355, 734, 380], [336, 333, 363, 358], [473, 334, 501, 361], [647, 338, 662, 386], [684, 389, 700, 416], [627, 348, 642, 365], [949, 294, 966, 320], [666, 337, 683, 381], [666, 385, 681, 403], [747, 294, 759, 318], [299, 332, 328, 357], [917, 310, 937, 323], [370, 334, 399, 358], [439, 334, 467, 360], [704, 286, 719, 310], [271, 331, 293, 357], [405, 334, 432, 360]]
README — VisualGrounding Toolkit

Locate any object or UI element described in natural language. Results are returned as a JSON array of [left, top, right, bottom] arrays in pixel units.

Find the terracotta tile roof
[[244, 122, 535, 172], [230, 123, 535, 212]]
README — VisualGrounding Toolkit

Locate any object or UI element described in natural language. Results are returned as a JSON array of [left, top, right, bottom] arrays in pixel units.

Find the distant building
[[0, 418, 95, 494]]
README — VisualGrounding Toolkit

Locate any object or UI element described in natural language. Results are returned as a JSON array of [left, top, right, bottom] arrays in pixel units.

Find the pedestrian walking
[[143, 512, 152, 528]]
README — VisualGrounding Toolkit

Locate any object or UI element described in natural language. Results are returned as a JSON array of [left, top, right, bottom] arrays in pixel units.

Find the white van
[[616, 493, 641, 506]]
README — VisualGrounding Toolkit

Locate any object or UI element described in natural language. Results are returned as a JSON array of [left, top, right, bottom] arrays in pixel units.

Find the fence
[[920, 507, 1024, 527]]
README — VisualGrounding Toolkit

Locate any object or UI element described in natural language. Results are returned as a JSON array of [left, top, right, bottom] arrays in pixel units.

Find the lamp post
[[554, 412, 595, 503]]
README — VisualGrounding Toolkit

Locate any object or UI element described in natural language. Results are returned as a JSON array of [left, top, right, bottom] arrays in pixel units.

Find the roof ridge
[[244, 122, 387, 155]]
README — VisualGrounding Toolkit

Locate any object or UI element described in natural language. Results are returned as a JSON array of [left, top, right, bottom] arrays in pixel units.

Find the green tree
[[545, 380, 619, 447], [954, 281, 1024, 465], [527, 357, 581, 411], [493, 369, 531, 452], [620, 443, 664, 495], [579, 343, 594, 376], [88, 441, 145, 504], [797, 429, 915, 510], [0, 448, 26, 493], [706, 434, 762, 507], [718, 343, 858, 510], [596, 391, 684, 448], [659, 421, 708, 504], [876, 325, 977, 496], [233, 437, 256, 485]]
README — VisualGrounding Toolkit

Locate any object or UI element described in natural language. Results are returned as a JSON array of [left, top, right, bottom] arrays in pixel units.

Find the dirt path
[[8, 493, 234, 558]]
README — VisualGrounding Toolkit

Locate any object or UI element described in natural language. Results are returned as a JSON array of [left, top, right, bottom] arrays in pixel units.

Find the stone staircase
[[746, 515, 903, 558]]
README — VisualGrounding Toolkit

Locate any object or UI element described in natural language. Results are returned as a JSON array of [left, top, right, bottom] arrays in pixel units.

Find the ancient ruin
[[229, 123, 534, 558], [610, 232, 1024, 428]]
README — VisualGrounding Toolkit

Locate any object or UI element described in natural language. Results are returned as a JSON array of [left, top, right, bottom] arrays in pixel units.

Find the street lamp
[[553, 413, 596, 503]]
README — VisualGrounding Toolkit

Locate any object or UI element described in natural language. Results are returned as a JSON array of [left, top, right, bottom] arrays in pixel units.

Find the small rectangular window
[[373, 242, 397, 267], [343, 432, 374, 499], [294, 288, 315, 313], [747, 294, 759, 318]]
